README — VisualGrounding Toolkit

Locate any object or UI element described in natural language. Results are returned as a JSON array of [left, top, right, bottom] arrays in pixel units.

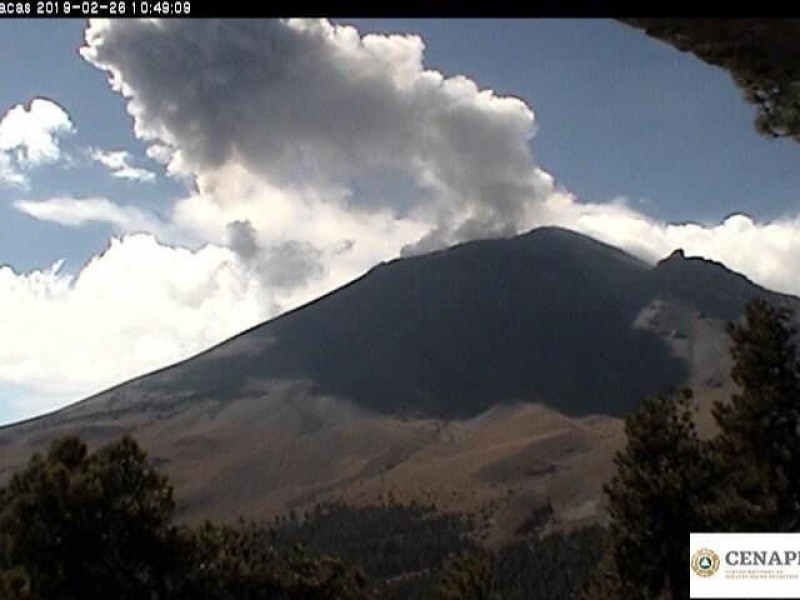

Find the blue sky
[[1, 18, 799, 425], [0, 20, 184, 273]]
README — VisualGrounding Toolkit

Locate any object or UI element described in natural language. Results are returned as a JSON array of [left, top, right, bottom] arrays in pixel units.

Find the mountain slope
[[0, 226, 796, 533], [68, 226, 792, 421]]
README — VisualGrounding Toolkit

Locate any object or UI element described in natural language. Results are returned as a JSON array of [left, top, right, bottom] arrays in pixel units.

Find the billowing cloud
[[0, 98, 74, 187], [0, 234, 270, 397], [226, 219, 324, 290], [90, 148, 156, 182], [0, 98, 73, 164], [81, 18, 550, 250], [168, 163, 428, 283]]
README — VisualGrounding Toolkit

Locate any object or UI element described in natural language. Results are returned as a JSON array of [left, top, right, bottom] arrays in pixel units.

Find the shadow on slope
[[151, 228, 688, 418]]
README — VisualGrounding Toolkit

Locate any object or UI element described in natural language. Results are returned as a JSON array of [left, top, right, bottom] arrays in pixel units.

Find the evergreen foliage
[[0, 436, 369, 599], [602, 391, 717, 599], [713, 298, 800, 531], [596, 297, 800, 598], [0, 436, 179, 599], [491, 526, 607, 600], [270, 500, 474, 583], [432, 549, 495, 600]]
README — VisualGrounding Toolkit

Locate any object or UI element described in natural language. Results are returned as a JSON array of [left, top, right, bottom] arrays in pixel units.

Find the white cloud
[[0, 152, 26, 187], [541, 195, 800, 297], [0, 98, 74, 164], [15, 196, 164, 234], [0, 234, 270, 398], [169, 163, 429, 279], [90, 148, 156, 182], [0, 98, 74, 186]]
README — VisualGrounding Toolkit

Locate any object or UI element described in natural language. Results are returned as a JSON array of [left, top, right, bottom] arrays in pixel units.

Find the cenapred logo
[[691, 533, 800, 598], [691, 548, 721, 577]]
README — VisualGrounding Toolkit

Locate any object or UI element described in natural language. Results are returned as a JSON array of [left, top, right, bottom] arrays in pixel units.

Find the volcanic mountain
[[0, 227, 795, 536]]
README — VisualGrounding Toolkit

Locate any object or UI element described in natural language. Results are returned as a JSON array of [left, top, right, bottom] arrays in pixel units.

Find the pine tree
[[0, 435, 179, 599], [594, 298, 800, 598], [432, 549, 496, 600], [599, 390, 716, 600], [713, 297, 800, 531], [0, 435, 372, 599]]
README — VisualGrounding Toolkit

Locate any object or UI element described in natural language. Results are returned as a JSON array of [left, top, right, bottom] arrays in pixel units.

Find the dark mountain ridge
[[2, 225, 797, 529], [29, 226, 795, 424]]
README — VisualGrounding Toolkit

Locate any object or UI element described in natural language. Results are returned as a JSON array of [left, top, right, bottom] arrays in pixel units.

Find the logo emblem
[[691, 548, 721, 577]]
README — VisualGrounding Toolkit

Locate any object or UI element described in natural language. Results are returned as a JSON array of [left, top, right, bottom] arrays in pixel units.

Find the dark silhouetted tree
[[0, 435, 179, 599], [713, 297, 800, 531], [432, 549, 496, 600], [180, 520, 370, 599], [593, 298, 800, 598], [0, 436, 372, 599], [594, 390, 717, 600]]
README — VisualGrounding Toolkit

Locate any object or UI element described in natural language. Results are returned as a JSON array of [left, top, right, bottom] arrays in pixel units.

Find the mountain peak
[[651, 246, 787, 322], [655, 248, 739, 276], [18, 227, 797, 425], [662, 248, 686, 262]]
